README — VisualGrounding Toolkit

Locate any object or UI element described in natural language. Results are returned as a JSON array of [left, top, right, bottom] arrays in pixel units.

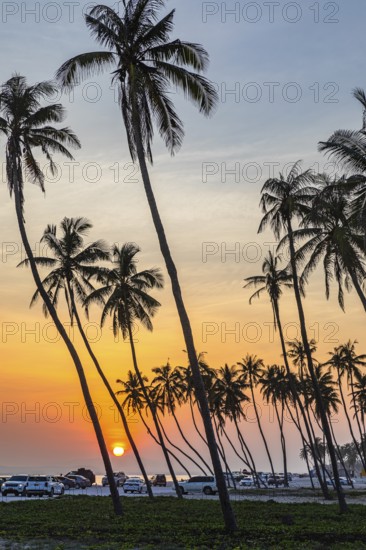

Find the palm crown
[[0, 75, 80, 211], [56, 1, 218, 162], [18, 217, 110, 320], [84, 242, 164, 337]]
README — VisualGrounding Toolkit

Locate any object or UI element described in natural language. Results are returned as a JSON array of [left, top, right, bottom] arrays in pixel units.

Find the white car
[[1, 475, 29, 496], [25, 476, 64, 497], [122, 478, 144, 493], [239, 476, 254, 487], [178, 476, 217, 496]]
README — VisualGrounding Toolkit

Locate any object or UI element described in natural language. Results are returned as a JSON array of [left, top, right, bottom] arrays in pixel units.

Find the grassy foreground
[[1, 496, 366, 549]]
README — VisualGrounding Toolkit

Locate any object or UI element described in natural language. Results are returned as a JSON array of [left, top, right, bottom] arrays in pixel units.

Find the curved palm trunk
[[349, 371, 366, 452], [285, 402, 315, 488], [156, 413, 205, 475], [349, 269, 366, 311], [170, 406, 213, 474], [337, 371, 366, 470], [137, 409, 191, 477], [329, 418, 354, 488], [228, 420, 262, 487], [67, 286, 153, 498], [189, 397, 208, 446], [249, 377, 276, 483], [11, 160, 122, 515], [274, 401, 288, 487], [213, 418, 236, 489], [287, 220, 347, 512], [132, 110, 237, 530], [127, 322, 182, 498], [273, 299, 331, 498]]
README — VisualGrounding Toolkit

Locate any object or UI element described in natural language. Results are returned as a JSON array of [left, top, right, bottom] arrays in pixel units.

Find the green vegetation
[[2, 496, 366, 549]]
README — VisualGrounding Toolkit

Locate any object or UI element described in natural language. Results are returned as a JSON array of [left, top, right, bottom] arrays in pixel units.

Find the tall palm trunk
[[349, 269, 366, 311], [156, 413, 204, 475], [213, 418, 236, 489], [273, 299, 331, 498], [137, 409, 191, 477], [249, 376, 276, 483], [66, 283, 153, 498], [336, 370, 366, 470], [127, 322, 182, 498], [287, 218, 347, 512], [329, 418, 354, 488], [170, 403, 213, 474], [349, 371, 366, 449], [189, 397, 208, 446], [11, 154, 122, 515], [274, 401, 288, 487], [132, 110, 237, 530]]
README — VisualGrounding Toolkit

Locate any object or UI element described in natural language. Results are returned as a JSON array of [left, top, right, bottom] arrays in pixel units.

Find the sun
[[113, 446, 125, 457]]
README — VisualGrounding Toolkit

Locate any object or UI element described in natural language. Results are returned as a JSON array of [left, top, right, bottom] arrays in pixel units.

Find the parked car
[[102, 472, 127, 487], [326, 477, 353, 486], [66, 468, 95, 485], [1, 475, 29, 496], [239, 476, 254, 487], [150, 474, 166, 487], [178, 476, 217, 496], [55, 476, 76, 490], [267, 476, 285, 486], [123, 478, 144, 494], [64, 474, 90, 489], [25, 476, 64, 497], [0, 477, 10, 489]]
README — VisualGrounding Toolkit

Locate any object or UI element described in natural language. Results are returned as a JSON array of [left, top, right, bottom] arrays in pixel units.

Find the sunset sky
[[0, 0, 365, 476]]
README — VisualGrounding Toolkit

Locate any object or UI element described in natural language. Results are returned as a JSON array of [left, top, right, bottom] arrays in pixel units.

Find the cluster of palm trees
[[1, 0, 365, 532]]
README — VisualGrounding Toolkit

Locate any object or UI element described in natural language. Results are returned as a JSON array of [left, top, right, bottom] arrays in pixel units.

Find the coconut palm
[[56, 1, 236, 530], [84, 242, 185, 497], [294, 177, 366, 311], [237, 354, 277, 483], [18, 217, 153, 497], [211, 364, 259, 483], [326, 344, 366, 470], [0, 75, 122, 515], [259, 365, 289, 486], [319, 88, 366, 240], [243, 254, 330, 496], [259, 161, 347, 511], [151, 363, 213, 474], [116, 370, 191, 477]]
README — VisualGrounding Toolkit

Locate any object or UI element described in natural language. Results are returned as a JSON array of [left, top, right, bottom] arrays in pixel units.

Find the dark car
[[267, 476, 285, 486], [150, 475, 167, 487], [56, 476, 76, 490], [64, 475, 91, 489], [66, 468, 95, 485]]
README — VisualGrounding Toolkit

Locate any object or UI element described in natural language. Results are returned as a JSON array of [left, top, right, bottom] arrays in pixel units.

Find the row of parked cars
[[101, 472, 167, 493], [0, 472, 92, 497]]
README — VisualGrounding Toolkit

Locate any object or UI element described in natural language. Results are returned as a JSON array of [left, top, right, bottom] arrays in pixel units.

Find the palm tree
[[326, 344, 366, 470], [237, 354, 277, 483], [84, 242, 184, 497], [116, 370, 191, 477], [211, 364, 259, 483], [151, 363, 213, 474], [259, 161, 347, 511], [319, 87, 366, 240], [244, 254, 330, 496], [56, 1, 237, 530], [0, 75, 122, 515], [259, 365, 289, 486], [294, 177, 366, 311], [18, 217, 153, 497]]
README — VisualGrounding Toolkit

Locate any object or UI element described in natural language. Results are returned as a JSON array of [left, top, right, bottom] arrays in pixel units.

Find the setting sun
[[113, 446, 125, 457]]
